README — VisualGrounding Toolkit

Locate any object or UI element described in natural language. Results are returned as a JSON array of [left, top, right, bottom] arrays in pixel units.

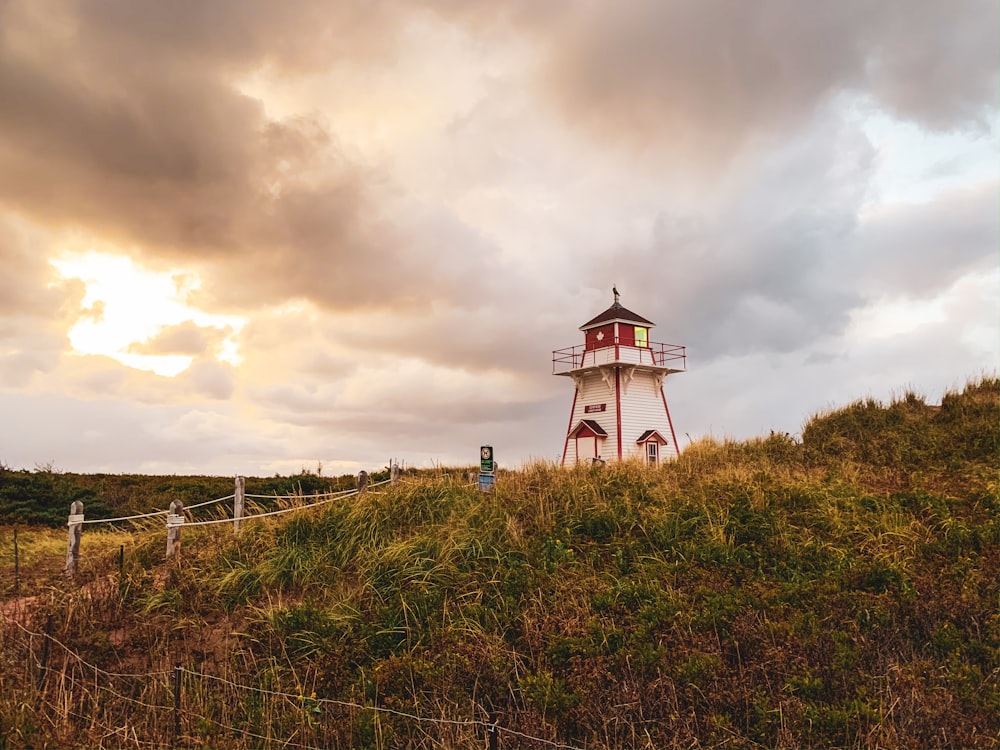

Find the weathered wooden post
[[65, 501, 84, 577], [36, 614, 53, 692], [357, 470, 369, 494], [487, 713, 499, 750], [233, 476, 245, 535], [390, 461, 399, 487], [166, 499, 184, 561]]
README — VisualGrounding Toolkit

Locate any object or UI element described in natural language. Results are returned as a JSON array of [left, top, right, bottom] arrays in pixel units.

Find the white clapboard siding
[[561, 364, 680, 464], [564, 370, 617, 464], [619, 371, 679, 460]]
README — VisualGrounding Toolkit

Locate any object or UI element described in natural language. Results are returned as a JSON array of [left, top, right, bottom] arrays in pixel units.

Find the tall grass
[[0, 377, 997, 749]]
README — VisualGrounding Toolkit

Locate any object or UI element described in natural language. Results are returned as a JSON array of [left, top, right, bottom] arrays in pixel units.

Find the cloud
[[0, 390, 283, 474], [0, 1, 995, 473], [0, 5, 370, 298], [0, 214, 79, 318], [0, 214, 80, 385], [848, 181, 999, 298], [127, 321, 227, 357], [0, 0, 514, 320], [572, 111, 873, 362], [531, 0, 998, 164]]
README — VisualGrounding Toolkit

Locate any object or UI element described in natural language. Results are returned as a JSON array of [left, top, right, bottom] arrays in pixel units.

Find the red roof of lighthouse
[[569, 419, 609, 438], [636, 429, 670, 444], [580, 301, 655, 331]]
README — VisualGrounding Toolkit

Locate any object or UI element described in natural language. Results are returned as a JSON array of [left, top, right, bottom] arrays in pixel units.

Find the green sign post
[[480, 445, 494, 474]]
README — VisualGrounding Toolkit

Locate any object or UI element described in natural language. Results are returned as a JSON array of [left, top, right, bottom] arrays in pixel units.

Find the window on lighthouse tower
[[634, 327, 648, 347]]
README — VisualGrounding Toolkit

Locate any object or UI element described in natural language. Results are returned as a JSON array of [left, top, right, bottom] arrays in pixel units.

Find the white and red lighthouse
[[553, 290, 686, 465]]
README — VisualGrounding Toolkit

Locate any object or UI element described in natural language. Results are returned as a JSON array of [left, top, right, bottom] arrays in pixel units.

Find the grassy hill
[[0, 466, 368, 527], [0, 377, 997, 749]]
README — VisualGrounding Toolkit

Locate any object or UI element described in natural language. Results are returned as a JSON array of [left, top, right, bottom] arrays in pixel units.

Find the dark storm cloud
[[426, 0, 998, 370], [532, 0, 998, 162], [0, 0, 504, 314], [0, 0, 994, 474], [605, 172, 998, 365], [77, 0, 400, 72], [0, 48, 401, 302], [4, 0, 993, 322], [581, 114, 873, 361]]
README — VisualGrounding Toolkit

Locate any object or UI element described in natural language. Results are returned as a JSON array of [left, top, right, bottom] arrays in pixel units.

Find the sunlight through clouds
[[50, 252, 246, 377], [0, 1, 994, 473]]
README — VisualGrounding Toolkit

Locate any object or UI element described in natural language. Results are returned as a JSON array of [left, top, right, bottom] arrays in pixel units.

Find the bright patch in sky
[[860, 110, 999, 206], [848, 294, 947, 341], [50, 253, 246, 377], [846, 268, 999, 353]]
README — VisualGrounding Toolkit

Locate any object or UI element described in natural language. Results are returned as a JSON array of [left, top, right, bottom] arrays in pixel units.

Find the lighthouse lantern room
[[553, 290, 685, 465]]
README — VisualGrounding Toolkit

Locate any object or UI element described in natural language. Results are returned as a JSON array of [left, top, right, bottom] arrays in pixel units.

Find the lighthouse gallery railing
[[552, 340, 686, 375]]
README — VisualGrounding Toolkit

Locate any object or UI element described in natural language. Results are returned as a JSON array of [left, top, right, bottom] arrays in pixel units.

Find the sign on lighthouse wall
[[552, 291, 686, 466]]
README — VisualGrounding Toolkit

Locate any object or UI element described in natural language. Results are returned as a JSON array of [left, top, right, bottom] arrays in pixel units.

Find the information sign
[[480, 445, 494, 473]]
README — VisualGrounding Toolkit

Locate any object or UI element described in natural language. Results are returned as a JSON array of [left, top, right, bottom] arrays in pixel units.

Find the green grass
[[0, 376, 997, 749]]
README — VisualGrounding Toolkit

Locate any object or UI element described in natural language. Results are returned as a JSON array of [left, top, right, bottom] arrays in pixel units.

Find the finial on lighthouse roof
[[613, 285, 620, 304]]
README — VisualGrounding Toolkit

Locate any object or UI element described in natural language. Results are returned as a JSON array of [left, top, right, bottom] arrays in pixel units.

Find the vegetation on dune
[[0, 377, 997, 749], [0, 467, 367, 527]]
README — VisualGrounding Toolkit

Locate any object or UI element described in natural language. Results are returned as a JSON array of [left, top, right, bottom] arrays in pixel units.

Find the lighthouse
[[553, 290, 686, 465]]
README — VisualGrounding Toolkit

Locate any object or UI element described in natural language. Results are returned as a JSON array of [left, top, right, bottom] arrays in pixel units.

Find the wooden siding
[[561, 366, 680, 464], [619, 370, 680, 460], [562, 370, 618, 464], [584, 324, 615, 351]]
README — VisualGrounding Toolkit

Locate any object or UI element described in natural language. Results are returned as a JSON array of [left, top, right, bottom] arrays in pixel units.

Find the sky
[[0, 0, 997, 477]]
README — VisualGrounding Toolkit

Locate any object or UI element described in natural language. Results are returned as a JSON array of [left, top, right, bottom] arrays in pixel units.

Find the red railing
[[552, 340, 686, 374]]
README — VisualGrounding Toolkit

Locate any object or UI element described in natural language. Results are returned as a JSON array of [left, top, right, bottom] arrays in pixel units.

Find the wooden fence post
[[487, 713, 499, 750], [166, 499, 184, 561], [234, 476, 245, 535], [65, 501, 84, 577], [357, 470, 368, 494], [36, 614, 54, 692], [390, 461, 399, 487]]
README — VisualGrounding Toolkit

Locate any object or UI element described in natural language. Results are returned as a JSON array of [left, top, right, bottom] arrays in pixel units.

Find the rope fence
[[56, 466, 405, 571], [183, 480, 391, 528], [243, 487, 357, 501], [80, 493, 232, 525]]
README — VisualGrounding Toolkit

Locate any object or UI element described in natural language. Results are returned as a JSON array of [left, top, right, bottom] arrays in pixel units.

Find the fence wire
[[0, 612, 587, 750]]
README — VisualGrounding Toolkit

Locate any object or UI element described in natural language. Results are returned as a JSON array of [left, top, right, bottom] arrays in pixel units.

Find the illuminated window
[[634, 327, 648, 347]]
